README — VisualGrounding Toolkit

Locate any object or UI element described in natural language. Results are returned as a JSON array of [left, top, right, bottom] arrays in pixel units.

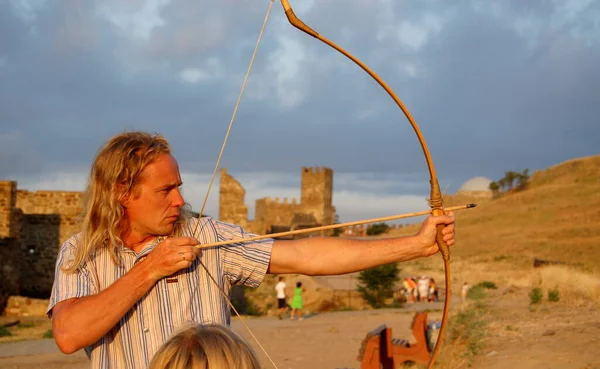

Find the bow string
[[192, 1, 474, 368]]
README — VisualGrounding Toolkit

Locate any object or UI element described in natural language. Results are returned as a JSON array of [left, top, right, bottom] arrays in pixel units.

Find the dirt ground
[[0, 302, 444, 369], [0, 291, 598, 369], [472, 288, 600, 369]]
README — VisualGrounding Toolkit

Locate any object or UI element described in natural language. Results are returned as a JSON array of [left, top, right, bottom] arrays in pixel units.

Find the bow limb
[[279, 1, 451, 367]]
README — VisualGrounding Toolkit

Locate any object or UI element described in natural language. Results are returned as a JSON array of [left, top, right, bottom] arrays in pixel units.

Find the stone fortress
[[0, 171, 491, 314], [0, 168, 338, 313], [219, 167, 336, 237]]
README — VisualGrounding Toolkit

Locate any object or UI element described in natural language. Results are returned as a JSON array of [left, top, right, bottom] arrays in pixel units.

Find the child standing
[[290, 282, 305, 320]]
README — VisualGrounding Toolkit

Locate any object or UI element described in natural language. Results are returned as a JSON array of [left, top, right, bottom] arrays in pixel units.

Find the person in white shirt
[[417, 276, 430, 302], [274, 277, 288, 319]]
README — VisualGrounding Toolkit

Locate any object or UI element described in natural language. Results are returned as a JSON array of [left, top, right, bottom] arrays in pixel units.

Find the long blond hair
[[64, 131, 188, 272], [149, 324, 261, 369]]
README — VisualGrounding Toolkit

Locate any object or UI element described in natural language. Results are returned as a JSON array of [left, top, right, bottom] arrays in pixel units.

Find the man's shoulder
[[61, 233, 84, 250]]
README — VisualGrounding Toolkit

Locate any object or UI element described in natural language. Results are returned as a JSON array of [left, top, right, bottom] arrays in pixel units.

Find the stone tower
[[300, 167, 335, 226], [219, 168, 249, 228]]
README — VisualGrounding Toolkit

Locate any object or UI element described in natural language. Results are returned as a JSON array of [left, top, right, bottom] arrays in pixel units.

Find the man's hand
[[415, 211, 456, 258], [142, 237, 201, 281]]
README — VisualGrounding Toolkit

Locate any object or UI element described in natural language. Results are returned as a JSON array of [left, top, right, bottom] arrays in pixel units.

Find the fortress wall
[[0, 181, 17, 238], [254, 197, 300, 226], [16, 190, 82, 215], [0, 237, 22, 313], [20, 214, 62, 298]]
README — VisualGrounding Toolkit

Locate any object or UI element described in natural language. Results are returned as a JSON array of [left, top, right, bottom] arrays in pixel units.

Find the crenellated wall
[[16, 190, 82, 216], [219, 167, 337, 236], [255, 197, 298, 225]]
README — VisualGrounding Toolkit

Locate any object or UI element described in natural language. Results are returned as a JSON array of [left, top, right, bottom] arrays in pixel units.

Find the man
[[47, 131, 456, 368], [274, 277, 288, 319]]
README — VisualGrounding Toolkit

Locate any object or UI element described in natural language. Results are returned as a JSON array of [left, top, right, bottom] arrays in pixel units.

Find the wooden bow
[[192, 1, 474, 368], [277, 1, 452, 367]]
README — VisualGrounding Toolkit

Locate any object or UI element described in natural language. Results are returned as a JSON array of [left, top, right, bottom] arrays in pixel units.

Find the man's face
[[122, 154, 185, 238]]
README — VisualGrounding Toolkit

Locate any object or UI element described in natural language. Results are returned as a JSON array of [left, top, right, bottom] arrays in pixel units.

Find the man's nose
[[171, 188, 185, 207]]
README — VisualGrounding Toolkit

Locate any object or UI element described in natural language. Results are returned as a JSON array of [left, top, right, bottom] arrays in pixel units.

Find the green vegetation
[[447, 301, 487, 365], [489, 169, 530, 197], [547, 288, 560, 303], [467, 285, 486, 301], [529, 287, 543, 304], [477, 281, 498, 290], [42, 329, 53, 339], [366, 222, 390, 236], [0, 326, 12, 337], [231, 286, 263, 316], [466, 281, 498, 301], [332, 214, 342, 237], [357, 263, 400, 308]]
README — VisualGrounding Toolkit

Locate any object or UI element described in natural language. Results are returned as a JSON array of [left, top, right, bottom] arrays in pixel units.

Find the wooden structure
[[357, 312, 431, 368]]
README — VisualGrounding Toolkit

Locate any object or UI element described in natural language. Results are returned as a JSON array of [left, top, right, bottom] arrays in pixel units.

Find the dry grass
[[532, 266, 600, 306], [392, 155, 600, 275], [381, 156, 600, 367]]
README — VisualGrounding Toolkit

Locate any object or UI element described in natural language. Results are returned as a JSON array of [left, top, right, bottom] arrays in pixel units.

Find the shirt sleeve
[[214, 219, 274, 288], [46, 235, 98, 318]]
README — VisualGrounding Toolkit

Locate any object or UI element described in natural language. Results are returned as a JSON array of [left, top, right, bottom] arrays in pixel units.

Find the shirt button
[[143, 328, 149, 333]]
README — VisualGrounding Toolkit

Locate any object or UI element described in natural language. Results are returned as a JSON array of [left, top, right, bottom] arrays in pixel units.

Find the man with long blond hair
[[47, 131, 456, 368]]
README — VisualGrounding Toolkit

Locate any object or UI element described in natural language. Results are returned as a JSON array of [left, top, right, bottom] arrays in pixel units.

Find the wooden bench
[[357, 311, 431, 368]]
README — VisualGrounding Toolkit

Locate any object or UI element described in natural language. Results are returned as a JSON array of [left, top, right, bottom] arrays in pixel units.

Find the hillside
[[393, 154, 600, 280]]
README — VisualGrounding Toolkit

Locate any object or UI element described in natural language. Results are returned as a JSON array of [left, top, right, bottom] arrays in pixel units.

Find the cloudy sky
[[1, 0, 599, 223]]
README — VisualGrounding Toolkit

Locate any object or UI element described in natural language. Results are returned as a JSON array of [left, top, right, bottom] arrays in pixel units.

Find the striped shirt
[[46, 216, 273, 369]]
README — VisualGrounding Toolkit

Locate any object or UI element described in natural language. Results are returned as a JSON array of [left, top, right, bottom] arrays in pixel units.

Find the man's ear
[[118, 184, 131, 207]]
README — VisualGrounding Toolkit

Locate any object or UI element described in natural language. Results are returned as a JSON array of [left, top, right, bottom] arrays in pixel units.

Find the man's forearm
[[52, 261, 158, 354], [270, 236, 424, 276]]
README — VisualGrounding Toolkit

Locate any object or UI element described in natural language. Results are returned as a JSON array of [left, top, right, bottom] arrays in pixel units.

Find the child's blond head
[[149, 324, 261, 369]]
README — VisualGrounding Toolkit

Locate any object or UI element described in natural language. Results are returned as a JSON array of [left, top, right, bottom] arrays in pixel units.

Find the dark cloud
[[1, 0, 598, 199]]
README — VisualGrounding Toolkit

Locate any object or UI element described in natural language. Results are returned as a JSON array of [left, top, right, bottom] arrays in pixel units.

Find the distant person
[[290, 282, 306, 320], [148, 324, 261, 369], [274, 276, 288, 320], [417, 276, 430, 302], [402, 277, 417, 303], [461, 282, 471, 303], [428, 278, 438, 302]]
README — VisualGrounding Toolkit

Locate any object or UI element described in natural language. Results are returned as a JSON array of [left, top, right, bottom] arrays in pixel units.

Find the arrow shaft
[[196, 203, 475, 249]]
